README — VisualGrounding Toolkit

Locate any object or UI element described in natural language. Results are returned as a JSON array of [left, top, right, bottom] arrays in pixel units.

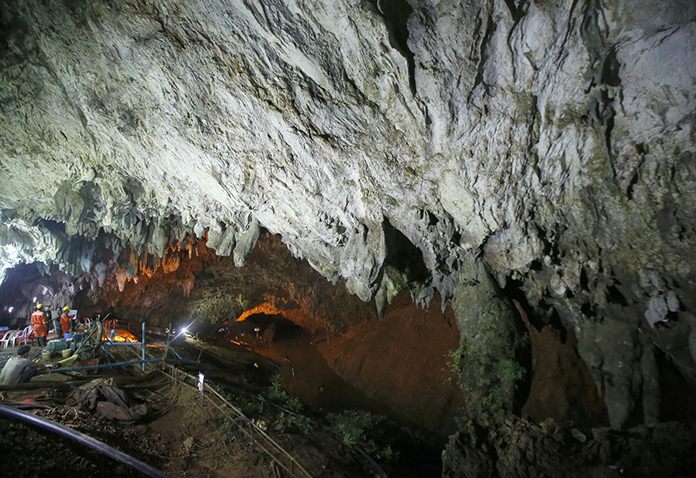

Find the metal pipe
[[164, 322, 172, 363], [0, 403, 168, 477], [42, 359, 162, 375], [141, 322, 146, 373], [102, 342, 167, 346]]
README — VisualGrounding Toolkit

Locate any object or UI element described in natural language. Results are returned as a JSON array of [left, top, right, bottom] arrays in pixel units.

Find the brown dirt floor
[[0, 342, 375, 478]]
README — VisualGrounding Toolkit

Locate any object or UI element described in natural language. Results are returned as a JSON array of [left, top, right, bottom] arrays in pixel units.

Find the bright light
[[8, 306, 13, 313], [174, 320, 196, 340], [32, 297, 37, 303], [197, 372, 205, 394]]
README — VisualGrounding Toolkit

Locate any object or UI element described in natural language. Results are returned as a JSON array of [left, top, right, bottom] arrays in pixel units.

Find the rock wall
[[1, 0, 695, 436], [322, 293, 463, 433], [78, 234, 378, 333], [442, 417, 696, 478]]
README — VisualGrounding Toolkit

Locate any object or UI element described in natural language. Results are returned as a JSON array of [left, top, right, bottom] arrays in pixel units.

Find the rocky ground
[[0, 337, 443, 477], [443, 417, 696, 478]]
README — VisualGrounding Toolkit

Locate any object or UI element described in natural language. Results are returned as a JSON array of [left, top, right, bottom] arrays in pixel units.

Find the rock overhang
[[0, 0, 693, 335]]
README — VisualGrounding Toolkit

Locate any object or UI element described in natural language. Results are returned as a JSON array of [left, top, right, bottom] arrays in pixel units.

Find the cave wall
[[322, 293, 463, 433], [0, 0, 695, 435], [78, 233, 378, 334], [0, 263, 78, 326]]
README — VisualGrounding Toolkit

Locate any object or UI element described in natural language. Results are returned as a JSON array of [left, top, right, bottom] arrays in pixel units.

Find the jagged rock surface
[[442, 417, 696, 478], [1, 0, 695, 430]]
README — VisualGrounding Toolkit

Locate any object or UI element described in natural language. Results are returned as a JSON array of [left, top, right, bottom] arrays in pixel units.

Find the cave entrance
[[244, 312, 304, 343]]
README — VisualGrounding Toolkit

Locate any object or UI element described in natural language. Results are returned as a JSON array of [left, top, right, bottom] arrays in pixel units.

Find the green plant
[[444, 339, 527, 423], [267, 374, 302, 411], [274, 410, 314, 434], [265, 374, 313, 433], [268, 374, 286, 401], [444, 345, 465, 384], [232, 293, 248, 310], [328, 410, 382, 448], [498, 358, 526, 384], [474, 359, 526, 423]]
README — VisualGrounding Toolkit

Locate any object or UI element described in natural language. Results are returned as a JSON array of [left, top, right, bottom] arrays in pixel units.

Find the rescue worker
[[31, 304, 48, 347], [95, 314, 103, 343], [52, 306, 61, 337], [44, 307, 54, 337], [60, 306, 71, 338], [103, 316, 112, 339], [0, 345, 36, 385], [109, 318, 118, 341]]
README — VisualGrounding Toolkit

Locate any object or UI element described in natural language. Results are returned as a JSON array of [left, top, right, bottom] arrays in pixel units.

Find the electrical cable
[[0, 403, 168, 478]]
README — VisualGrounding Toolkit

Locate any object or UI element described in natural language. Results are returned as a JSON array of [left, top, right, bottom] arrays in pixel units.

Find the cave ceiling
[[0, 0, 694, 329]]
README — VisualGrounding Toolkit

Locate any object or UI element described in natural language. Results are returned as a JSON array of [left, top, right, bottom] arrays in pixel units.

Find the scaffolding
[[41, 321, 313, 478]]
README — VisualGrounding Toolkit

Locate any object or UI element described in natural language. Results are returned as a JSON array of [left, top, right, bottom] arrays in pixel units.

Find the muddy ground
[[0, 339, 441, 478]]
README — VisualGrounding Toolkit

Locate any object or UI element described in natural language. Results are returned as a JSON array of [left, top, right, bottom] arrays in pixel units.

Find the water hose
[[0, 403, 168, 477]]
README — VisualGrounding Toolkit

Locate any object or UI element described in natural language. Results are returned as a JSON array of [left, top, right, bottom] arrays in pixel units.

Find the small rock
[[645, 297, 668, 327], [571, 428, 587, 443], [96, 401, 132, 421], [666, 291, 680, 312]]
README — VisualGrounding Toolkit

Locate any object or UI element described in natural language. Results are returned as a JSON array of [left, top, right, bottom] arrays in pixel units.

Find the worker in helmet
[[52, 306, 62, 337], [110, 318, 119, 341], [60, 306, 71, 338], [44, 307, 53, 338], [31, 304, 48, 347]]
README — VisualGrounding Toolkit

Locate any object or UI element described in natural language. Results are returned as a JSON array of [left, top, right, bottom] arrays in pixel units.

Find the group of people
[[0, 304, 74, 386], [30, 303, 73, 347], [1, 306, 120, 387]]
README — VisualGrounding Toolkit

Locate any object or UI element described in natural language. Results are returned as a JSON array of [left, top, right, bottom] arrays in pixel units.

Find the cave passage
[[228, 312, 305, 343], [0, 234, 460, 478], [1, 0, 695, 476]]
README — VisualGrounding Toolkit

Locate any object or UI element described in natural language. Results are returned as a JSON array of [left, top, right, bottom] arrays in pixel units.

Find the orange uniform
[[60, 312, 71, 336], [31, 310, 47, 337]]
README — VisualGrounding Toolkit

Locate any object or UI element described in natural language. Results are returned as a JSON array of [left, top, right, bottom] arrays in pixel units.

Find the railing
[[158, 362, 313, 478], [36, 320, 313, 477]]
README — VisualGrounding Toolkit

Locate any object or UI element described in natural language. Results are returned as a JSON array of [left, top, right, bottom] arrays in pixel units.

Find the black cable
[[0, 403, 168, 478]]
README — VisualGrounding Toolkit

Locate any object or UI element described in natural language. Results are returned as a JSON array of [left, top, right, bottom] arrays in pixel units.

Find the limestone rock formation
[[1, 0, 695, 440], [442, 417, 696, 478]]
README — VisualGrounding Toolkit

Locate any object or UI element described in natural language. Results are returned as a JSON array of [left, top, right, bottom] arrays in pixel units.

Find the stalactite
[[115, 268, 128, 292], [181, 272, 195, 297], [162, 253, 180, 274]]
